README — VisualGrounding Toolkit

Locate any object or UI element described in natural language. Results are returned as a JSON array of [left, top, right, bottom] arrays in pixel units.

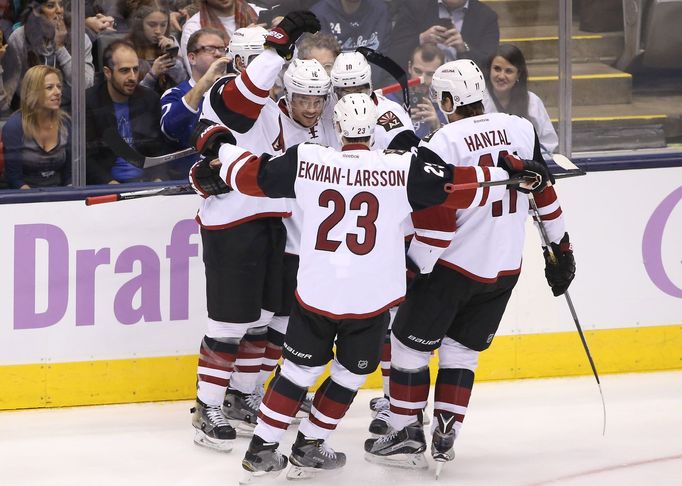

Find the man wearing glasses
[[160, 28, 231, 178]]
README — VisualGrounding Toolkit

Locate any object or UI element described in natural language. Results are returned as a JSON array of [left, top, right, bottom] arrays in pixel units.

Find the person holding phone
[[127, 0, 188, 95], [388, 0, 499, 71]]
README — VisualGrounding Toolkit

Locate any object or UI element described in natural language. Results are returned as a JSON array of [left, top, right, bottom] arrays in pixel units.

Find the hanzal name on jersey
[[464, 129, 511, 152], [297, 160, 406, 187]]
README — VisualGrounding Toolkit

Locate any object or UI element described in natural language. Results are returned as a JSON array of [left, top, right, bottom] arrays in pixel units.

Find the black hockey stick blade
[[85, 184, 193, 206], [143, 148, 197, 168], [101, 128, 196, 169], [355, 47, 411, 112]]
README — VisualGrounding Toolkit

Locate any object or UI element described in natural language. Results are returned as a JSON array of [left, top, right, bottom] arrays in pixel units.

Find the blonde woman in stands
[[2, 65, 71, 189], [483, 43, 558, 154]]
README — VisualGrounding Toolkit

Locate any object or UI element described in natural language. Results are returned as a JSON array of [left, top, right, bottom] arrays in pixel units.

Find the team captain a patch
[[377, 111, 404, 131]]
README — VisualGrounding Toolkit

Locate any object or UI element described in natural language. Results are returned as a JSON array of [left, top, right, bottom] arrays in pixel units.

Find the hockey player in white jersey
[[188, 12, 325, 449], [189, 92, 550, 481], [363, 59, 576, 478], [330, 51, 420, 151]]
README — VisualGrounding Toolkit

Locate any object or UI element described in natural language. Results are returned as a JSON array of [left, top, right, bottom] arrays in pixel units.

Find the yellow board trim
[[1, 325, 680, 410], [501, 35, 604, 42], [549, 115, 668, 123], [529, 73, 632, 81]]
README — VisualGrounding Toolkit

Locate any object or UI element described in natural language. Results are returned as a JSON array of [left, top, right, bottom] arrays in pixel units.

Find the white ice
[[1, 371, 680, 486]]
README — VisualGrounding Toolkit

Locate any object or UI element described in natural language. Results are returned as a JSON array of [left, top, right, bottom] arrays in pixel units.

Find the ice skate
[[190, 399, 236, 452], [240, 435, 288, 484], [431, 412, 456, 479], [368, 407, 394, 436], [369, 396, 389, 418], [364, 422, 428, 469], [286, 432, 347, 479], [223, 388, 260, 436]]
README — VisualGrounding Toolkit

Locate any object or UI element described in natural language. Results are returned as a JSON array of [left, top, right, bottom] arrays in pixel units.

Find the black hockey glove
[[498, 153, 550, 194], [190, 118, 236, 161], [188, 157, 230, 198], [265, 11, 321, 60], [543, 232, 576, 296]]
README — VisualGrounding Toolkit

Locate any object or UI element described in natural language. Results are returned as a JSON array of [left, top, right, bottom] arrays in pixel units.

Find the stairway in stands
[[484, 0, 682, 152]]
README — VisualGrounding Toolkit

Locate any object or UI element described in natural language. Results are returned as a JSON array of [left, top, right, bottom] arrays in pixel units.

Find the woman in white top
[[482, 43, 558, 154]]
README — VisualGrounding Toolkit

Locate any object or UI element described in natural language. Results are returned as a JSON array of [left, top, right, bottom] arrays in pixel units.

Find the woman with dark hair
[[483, 43, 558, 153], [179, 0, 257, 73], [127, 0, 187, 93], [1, 0, 95, 110], [2, 65, 72, 188]]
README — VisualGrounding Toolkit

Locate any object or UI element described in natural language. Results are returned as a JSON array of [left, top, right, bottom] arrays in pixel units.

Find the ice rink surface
[[1, 371, 680, 486]]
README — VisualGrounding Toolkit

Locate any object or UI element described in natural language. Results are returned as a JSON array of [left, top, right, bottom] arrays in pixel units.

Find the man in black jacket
[[86, 40, 169, 184], [388, 0, 499, 72]]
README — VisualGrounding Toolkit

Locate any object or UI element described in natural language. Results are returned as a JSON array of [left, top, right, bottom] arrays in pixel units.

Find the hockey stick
[[528, 195, 606, 436], [356, 47, 412, 113], [101, 128, 197, 169], [374, 77, 422, 97], [445, 168, 585, 192], [85, 184, 193, 206]]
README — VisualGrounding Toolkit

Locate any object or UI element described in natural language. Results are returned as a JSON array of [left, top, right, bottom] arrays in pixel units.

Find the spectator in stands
[[388, 43, 446, 138], [0, 0, 16, 45], [127, 0, 188, 94], [483, 44, 558, 153], [1, 0, 95, 110], [160, 27, 229, 179], [2, 65, 72, 189], [0, 29, 9, 115], [179, 0, 258, 74], [389, 0, 499, 73], [168, 0, 199, 40], [311, 0, 391, 54], [85, 40, 168, 184], [297, 31, 340, 74]]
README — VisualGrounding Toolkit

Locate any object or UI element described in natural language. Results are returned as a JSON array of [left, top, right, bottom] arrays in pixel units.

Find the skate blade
[[230, 420, 257, 437], [363, 451, 428, 469], [286, 465, 342, 480], [239, 468, 283, 485], [193, 430, 234, 452], [434, 461, 445, 479]]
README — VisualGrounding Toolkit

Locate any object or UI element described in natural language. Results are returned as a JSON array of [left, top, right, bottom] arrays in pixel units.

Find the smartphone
[[409, 84, 430, 108], [435, 17, 455, 30], [164, 46, 179, 59]]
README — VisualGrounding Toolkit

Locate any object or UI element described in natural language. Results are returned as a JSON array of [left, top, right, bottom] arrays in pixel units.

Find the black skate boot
[[364, 422, 428, 469], [223, 388, 261, 436], [191, 399, 237, 452], [431, 412, 456, 479], [369, 396, 389, 417], [287, 432, 347, 479], [369, 407, 393, 435], [240, 434, 288, 484]]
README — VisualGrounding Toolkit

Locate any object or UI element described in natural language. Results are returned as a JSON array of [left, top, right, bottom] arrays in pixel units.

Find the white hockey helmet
[[283, 59, 332, 100], [430, 59, 485, 115], [228, 26, 267, 71], [331, 51, 373, 94], [332, 93, 378, 145]]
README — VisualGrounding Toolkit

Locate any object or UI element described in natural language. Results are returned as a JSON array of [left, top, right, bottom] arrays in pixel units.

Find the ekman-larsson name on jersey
[[297, 160, 406, 187], [464, 129, 511, 152]]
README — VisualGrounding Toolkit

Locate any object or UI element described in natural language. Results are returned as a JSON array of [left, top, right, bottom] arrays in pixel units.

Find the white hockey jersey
[[214, 141, 512, 318], [196, 49, 337, 231], [412, 112, 566, 281]]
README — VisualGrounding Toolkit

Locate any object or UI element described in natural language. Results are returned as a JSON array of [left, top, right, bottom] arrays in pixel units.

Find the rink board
[[1, 167, 681, 409]]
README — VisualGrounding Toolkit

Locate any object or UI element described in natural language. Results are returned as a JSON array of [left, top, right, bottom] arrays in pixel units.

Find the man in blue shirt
[[160, 28, 231, 179], [85, 40, 169, 184]]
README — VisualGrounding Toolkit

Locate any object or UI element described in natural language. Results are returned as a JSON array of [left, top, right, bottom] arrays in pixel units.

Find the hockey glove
[[188, 157, 230, 198], [265, 11, 321, 60], [190, 118, 236, 161], [498, 153, 550, 194], [543, 232, 576, 296]]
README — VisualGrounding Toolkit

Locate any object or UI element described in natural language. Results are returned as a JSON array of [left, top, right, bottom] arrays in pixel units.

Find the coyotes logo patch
[[377, 111, 404, 132]]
